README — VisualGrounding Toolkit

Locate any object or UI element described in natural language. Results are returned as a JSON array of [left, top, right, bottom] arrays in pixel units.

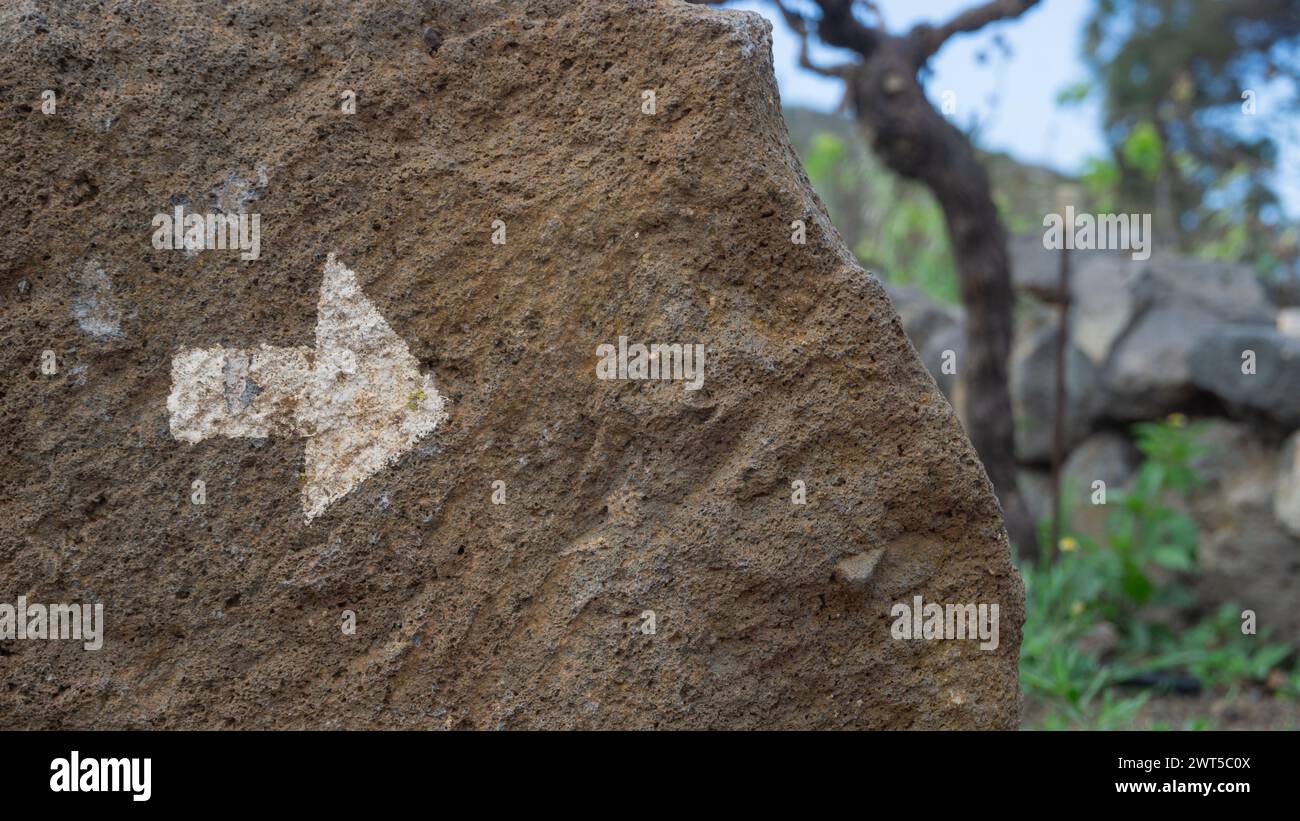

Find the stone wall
[[891, 238, 1300, 644]]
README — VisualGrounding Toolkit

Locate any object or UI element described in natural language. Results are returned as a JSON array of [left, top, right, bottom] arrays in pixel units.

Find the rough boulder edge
[[0, 0, 1023, 729]]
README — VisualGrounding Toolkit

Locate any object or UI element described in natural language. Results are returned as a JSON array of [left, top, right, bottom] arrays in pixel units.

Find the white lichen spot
[[211, 169, 264, 214], [717, 9, 770, 61], [70, 261, 122, 340]]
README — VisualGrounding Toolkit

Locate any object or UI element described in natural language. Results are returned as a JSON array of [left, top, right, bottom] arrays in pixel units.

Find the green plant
[[1088, 418, 1205, 621], [1120, 121, 1164, 183], [1020, 417, 1295, 729], [1034, 689, 1150, 731]]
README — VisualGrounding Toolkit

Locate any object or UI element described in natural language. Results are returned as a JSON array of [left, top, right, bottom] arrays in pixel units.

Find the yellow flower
[[1059, 536, 1078, 553], [1070, 600, 1085, 616], [1167, 412, 1187, 428]]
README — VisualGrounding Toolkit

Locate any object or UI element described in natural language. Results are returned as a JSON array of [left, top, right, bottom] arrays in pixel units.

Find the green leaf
[[1121, 565, 1154, 604], [1121, 121, 1164, 182], [804, 132, 847, 184], [1055, 80, 1093, 107], [1152, 546, 1195, 571]]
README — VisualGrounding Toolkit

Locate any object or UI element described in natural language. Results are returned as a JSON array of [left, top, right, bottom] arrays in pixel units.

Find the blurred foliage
[[1021, 419, 1296, 729], [855, 176, 961, 305], [799, 124, 957, 303], [1119, 121, 1165, 183], [1080, 0, 1300, 279], [788, 108, 1072, 304]]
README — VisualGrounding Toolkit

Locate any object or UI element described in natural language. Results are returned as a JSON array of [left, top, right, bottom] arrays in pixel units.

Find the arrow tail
[[167, 345, 313, 443]]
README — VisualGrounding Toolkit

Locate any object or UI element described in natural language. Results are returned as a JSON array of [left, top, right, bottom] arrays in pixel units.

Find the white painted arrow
[[167, 254, 448, 521]]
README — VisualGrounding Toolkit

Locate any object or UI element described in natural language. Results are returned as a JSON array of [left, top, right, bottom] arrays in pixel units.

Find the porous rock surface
[[0, 0, 1022, 728]]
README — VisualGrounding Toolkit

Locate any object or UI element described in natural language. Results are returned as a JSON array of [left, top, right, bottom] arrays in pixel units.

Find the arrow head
[[299, 254, 448, 521]]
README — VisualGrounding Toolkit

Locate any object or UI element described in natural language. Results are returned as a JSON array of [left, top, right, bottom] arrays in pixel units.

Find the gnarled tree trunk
[[844, 40, 1037, 558]]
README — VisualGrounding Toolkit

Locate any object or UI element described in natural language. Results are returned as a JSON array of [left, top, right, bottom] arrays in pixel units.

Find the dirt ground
[[1026, 688, 1300, 730]]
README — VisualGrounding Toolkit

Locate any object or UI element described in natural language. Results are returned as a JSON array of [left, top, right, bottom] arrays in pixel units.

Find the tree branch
[[807, 0, 881, 58], [773, 0, 853, 78], [908, 0, 1040, 65]]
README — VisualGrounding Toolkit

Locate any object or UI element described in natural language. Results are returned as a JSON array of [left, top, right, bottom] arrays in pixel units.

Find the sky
[[730, 0, 1300, 215]]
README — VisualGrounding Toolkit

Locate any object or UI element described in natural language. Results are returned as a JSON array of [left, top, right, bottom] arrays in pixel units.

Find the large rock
[[0, 0, 1022, 728], [1062, 254, 1271, 362], [1094, 258, 1272, 419], [1017, 468, 1053, 530], [1008, 231, 1127, 303], [1102, 303, 1219, 419], [1010, 326, 1098, 464], [1188, 422, 1300, 644], [1003, 243, 1275, 421], [1190, 326, 1300, 427], [1069, 255, 1139, 367], [1274, 430, 1300, 539], [1014, 432, 1139, 545], [1279, 307, 1300, 338], [1060, 431, 1140, 542], [1132, 257, 1272, 326]]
